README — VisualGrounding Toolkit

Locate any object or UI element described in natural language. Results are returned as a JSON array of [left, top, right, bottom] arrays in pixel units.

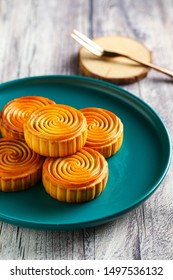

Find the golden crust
[[42, 147, 108, 203], [0, 138, 44, 192], [24, 104, 88, 157], [80, 107, 123, 158], [0, 96, 55, 139]]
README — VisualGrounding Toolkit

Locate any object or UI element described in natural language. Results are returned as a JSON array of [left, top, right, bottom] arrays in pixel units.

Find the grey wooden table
[[0, 0, 173, 260]]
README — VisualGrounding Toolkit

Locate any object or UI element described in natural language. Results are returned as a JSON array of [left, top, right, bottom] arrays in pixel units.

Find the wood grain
[[79, 36, 151, 84], [0, 0, 173, 260]]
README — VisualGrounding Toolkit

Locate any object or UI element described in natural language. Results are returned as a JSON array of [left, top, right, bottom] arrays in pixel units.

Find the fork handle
[[124, 55, 173, 78]]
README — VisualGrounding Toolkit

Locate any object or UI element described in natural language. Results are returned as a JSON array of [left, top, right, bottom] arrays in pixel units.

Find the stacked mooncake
[[0, 96, 123, 203], [0, 96, 55, 192]]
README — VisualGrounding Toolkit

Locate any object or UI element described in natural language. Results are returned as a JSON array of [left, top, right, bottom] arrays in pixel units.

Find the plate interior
[[0, 76, 171, 229]]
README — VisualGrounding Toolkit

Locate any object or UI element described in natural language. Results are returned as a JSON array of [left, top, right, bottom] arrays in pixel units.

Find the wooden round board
[[79, 36, 152, 84]]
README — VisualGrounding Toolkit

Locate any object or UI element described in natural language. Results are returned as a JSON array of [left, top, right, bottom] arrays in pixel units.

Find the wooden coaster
[[79, 36, 152, 84]]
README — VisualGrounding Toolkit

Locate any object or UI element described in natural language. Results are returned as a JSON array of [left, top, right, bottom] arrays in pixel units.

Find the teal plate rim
[[0, 75, 171, 230]]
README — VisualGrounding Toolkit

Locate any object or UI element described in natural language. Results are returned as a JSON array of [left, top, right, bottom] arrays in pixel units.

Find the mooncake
[[24, 104, 87, 157], [80, 107, 123, 158], [42, 147, 108, 203], [0, 96, 55, 139], [0, 138, 44, 192]]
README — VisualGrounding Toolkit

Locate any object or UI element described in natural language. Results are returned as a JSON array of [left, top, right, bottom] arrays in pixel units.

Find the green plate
[[0, 75, 171, 230]]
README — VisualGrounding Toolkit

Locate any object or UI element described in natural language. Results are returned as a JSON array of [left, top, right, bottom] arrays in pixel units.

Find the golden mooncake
[[42, 147, 108, 203], [0, 96, 55, 139], [24, 104, 87, 157], [80, 107, 123, 158], [0, 138, 44, 192]]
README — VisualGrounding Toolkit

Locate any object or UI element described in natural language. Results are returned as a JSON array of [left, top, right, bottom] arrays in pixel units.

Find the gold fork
[[71, 29, 173, 78]]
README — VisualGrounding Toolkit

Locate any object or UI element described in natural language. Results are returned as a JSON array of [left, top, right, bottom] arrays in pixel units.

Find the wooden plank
[[92, 0, 173, 261], [0, 0, 173, 260]]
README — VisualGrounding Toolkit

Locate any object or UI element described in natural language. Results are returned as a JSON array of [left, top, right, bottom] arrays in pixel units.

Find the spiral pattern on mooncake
[[42, 147, 108, 203], [80, 107, 123, 158], [0, 138, 44, 192], [0, 96, 55, 138], [24, 104, 88, 157]]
